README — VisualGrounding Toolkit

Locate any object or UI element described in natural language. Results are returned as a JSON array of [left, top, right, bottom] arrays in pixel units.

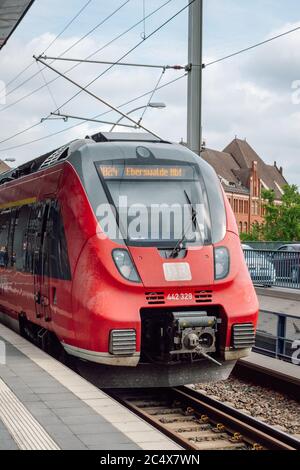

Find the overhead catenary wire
[[0, 0, 186, 147], [138, 68, 166, 125], [1, 2, 300, 158], [49, 0, 197, 115], [37, 62, 59, 110], [0, 73, 187, 152], [35, 55, 163, 140], [141, 0, 146, 40], [0, 0, 95, 96], [0, 0, 131, 108], [42, 0, 94, 55], [202, 23, 300, 68], [0, 0, 172, 114]]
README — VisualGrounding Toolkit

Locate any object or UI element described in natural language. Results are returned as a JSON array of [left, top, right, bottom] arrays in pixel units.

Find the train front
[[70, 138, 259, 388]]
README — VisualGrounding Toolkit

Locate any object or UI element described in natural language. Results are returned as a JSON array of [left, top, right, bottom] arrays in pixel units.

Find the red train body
[[0, 133, 259, 387]]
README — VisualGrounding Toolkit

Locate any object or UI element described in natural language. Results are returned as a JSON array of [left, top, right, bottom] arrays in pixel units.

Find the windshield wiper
[[169, 191, 199, 259]]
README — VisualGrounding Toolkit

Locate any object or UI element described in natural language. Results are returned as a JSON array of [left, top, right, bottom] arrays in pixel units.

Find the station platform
[[0, 324, 180, 451], [256, 286, 300, 318], [236, 351, 300, 399], [239, 351, 300, 387]]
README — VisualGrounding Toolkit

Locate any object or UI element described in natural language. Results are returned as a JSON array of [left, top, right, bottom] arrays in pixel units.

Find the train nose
[[128, 246, 214, 288]]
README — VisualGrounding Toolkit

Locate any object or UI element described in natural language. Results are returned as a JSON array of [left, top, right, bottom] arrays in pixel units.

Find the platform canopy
[[0, 0, 35, 50]]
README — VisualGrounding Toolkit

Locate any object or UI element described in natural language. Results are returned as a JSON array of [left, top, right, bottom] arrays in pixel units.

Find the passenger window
[[8, 209, 18, 268], [47, 202, 71, 280], [0, 210, 11, 268], [26, 205, 42, 274], [14, 205, 31, 271]]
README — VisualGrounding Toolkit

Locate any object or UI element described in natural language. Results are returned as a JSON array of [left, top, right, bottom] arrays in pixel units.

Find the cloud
[[1, 14, 300, 187], [202, 21, 300, 185], [0, 27, 187, 161]]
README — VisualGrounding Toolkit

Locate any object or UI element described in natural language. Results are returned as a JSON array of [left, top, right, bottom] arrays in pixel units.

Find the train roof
[[0, 132, 172, 186]]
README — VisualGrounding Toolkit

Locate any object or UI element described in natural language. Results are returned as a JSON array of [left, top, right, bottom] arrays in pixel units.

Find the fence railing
[[254, 310, 300, 364], [243, 241, 300, 251], [242, 248, 300, 289]]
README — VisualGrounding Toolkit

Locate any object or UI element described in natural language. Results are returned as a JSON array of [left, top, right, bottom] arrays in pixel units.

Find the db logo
[[0, 80, 6, 105], [292, 340, 300, 365]]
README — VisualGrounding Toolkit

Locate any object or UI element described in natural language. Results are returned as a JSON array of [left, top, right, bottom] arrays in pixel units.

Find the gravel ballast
[[193, 376, 300, 437]]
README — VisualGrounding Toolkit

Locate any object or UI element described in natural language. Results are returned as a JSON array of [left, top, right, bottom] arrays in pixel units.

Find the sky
[[0, 0, 300, 184]]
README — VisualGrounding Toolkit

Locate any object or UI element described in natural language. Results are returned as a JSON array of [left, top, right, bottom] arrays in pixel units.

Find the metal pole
[[187, 0, 203, 155], [50, 112, 136, 129]]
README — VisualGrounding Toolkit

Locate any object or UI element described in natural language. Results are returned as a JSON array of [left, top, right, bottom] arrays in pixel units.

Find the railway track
[[108, 386, 300, 451]]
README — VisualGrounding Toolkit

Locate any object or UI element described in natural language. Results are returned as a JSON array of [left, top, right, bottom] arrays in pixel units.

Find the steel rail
[[108, 386, 300, 451]]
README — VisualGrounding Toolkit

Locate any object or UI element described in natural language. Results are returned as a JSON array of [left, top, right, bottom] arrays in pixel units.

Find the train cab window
[[0, 210, 11, 268]]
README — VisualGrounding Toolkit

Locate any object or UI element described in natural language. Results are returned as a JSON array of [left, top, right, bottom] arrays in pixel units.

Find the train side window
[[8, 209, 18, 268], [26, 205, 42, 274], [0, 210, 11, 268], [14, 205, 31, 271], [47, 202, 71, 280]]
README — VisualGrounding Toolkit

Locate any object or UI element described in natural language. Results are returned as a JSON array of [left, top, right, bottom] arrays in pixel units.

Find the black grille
[[232, 323, 256, 349], [194, 290, 213, 303], [145, 292, 165, 305]]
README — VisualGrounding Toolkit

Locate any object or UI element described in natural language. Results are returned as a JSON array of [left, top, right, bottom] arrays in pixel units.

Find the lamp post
[[110, 102, 166, 132]]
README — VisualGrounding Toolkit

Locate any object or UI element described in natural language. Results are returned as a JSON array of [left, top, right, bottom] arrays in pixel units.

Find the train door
[[33, 202, 51, 321]]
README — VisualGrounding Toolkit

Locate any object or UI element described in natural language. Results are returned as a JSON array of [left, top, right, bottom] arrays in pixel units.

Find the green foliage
[[240, 225, 260, 242], [241, 185, 300, 242], [261, 185, 300, 241]]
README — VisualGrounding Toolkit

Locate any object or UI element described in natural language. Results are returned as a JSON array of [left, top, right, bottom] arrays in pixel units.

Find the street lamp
[[110, 102, 166, 132]]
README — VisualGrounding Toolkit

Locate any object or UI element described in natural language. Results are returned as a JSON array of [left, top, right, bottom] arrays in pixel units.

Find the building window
[[252, 201, 259, 215], [244, 222, 248, 233], [234, 199, 238, 213], [239, 222, 243, 233], [239, 200, 243, 213]]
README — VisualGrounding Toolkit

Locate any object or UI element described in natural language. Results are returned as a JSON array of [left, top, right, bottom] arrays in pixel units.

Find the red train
[[0, 132, 258, 387]]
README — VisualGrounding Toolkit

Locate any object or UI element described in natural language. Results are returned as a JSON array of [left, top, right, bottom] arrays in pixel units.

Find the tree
[[240, 223, 261, 242], [260, 185, 300, 241]]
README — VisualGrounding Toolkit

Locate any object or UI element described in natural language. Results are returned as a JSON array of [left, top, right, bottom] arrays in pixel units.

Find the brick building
[[202, 138, 287, 235], [0, 160, 10, 174]]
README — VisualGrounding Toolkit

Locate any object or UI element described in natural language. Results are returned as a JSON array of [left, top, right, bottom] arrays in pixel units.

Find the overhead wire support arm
[[34, 55, 163, 140], [49, 112, 137, 129], [39, 55, 186, 71]]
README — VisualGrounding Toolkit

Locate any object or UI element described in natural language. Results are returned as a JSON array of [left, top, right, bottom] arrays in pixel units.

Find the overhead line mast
[[187, 0, 203, 156]]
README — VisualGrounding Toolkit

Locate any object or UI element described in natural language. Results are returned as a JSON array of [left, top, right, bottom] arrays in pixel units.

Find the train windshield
[[96, 160, 214, 247]]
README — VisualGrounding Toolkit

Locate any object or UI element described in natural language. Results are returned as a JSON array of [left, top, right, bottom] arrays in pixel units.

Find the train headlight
[[214, 247, 230, 280], [112, 249, 141, 283]]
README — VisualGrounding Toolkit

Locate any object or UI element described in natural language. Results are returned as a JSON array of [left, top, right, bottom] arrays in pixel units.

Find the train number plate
[[163, 263, 192, 282], [167, 293, 194, 302]]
